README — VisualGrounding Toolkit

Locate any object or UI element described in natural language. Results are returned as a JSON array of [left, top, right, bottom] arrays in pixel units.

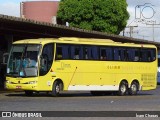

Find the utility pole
[[124, 26, 138, 37], [130, 26, 134, 37], [146, 22, 160, 41]]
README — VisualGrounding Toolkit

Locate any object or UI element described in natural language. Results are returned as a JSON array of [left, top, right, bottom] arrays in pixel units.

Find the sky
[[0, 0, 160, 42], [124, 0, 160, 42]]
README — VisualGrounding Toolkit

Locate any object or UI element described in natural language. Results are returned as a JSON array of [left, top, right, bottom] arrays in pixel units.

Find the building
[[20, 0, 59, 24]]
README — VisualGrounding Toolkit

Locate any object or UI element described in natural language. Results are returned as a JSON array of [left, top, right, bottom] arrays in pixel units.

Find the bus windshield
[[6, 44, 41, 77]]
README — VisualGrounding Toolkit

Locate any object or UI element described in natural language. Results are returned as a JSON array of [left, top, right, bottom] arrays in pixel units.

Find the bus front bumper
[[5, 82, 38, 91]]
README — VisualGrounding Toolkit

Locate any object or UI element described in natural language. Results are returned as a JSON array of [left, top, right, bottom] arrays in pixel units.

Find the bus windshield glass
[[6, 44, 41, 77]]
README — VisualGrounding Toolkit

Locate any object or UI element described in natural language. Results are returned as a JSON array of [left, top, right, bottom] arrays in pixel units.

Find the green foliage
[[57, 0, 129, 34]]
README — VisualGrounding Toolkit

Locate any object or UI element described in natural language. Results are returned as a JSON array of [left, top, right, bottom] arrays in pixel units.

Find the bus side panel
[[53, 60, 157, 91]]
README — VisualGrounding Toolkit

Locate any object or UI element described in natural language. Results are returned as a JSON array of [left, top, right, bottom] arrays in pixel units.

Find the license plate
[[16, 86, 22, 89]]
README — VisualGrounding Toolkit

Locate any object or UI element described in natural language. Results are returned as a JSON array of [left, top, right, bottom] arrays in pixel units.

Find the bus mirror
[[40, 56, 44, 66], [40, 55, 48, 66]]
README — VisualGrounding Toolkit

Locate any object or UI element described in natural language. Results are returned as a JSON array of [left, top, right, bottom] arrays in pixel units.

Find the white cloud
[[0, 2, 20, 17]]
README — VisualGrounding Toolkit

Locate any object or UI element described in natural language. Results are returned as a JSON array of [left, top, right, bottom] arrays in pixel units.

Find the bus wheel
[[129, 81, 138, 95], [118, 81, 128, 96], [25, 91, 33, 96], [51, 81, 62, 97]]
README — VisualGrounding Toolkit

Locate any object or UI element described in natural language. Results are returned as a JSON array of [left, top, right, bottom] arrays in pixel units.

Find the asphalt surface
[[0, 86, 160, 120]]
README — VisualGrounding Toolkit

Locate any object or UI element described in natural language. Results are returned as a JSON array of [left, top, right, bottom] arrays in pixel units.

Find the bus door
[[38, 43, 54, 91]]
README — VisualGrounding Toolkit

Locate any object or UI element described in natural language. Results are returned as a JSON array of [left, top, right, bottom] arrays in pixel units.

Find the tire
[[51, 81, 62, 97], [129, 82, 138, 95], [118, 81, 128, 96], [25, 91, 33, 96]]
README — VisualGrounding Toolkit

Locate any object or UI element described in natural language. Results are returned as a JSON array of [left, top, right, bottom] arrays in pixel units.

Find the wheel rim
[[120, 84, 126, 94], [131, 84, 137, 93], [55, 84, 60, 93]]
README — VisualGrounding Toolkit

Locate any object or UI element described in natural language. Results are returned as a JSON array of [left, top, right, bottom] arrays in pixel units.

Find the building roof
[[0, 14, 160, 47]]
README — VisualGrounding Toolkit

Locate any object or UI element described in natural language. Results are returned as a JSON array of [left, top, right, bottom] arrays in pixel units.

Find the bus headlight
[[6, 80, 10, 84], [27, 81, 37, 84], [6, 80, 13, 84]]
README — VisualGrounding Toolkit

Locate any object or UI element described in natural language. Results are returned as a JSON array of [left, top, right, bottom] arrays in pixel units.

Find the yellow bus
[[5, 37, 157, 96]]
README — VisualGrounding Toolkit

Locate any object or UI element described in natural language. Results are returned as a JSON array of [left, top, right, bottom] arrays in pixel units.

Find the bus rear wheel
[[118, 81, 128, 96], [51, 81, 62, 97], [129, 81, 138, 95]]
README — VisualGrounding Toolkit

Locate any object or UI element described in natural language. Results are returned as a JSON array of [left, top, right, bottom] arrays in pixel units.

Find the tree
[[57, 0, 129, 34]]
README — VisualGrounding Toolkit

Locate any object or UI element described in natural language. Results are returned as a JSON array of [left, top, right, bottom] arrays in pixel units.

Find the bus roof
[[13, 38, 57, 45], [13, 37, 156, 48]]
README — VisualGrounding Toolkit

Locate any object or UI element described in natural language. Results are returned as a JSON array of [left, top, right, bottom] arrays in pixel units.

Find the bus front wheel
[[51, 81, 62, 97]]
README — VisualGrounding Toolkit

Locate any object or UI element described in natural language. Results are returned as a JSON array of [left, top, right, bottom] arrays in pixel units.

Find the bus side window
[[86, 47, 93, 60], [56, 46, 62, 60], [74, 47, 80, 59], [114, 48, 119, 60], [146, 49, 156, 62], [140, 49, 147, 62], [128, 49, 135, 61], [100, 48, 106, 60], [147, 50, 152, 62], [106, 47, 113, 60], [91, 46, 98, 60], [124, 49, 129, 61], [120, 48, 125, 61], [128, 48, 139, 62], [134, 50, 139, 61], [56, 44, 70, 60], [62, 45, 70, 59], [150, 49, 156, 61], [84, 46, 90, 59], [70, 45, 83, 60]]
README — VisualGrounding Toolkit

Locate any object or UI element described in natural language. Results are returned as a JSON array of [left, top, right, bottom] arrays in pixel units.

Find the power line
[[123, 25, 138, 37], [146, 22, 160, 41]]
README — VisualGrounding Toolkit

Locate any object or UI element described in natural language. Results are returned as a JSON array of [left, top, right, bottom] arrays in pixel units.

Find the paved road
[[0, 86, 160, 120]]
